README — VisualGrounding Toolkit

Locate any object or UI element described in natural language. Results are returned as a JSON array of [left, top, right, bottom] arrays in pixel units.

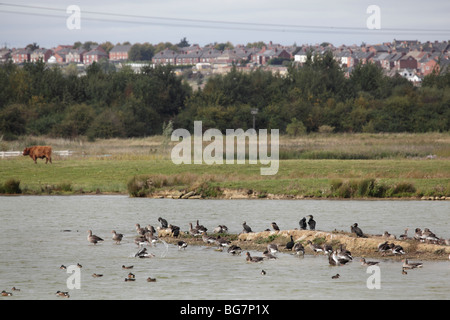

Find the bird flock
[[2, 214, 446, 298]]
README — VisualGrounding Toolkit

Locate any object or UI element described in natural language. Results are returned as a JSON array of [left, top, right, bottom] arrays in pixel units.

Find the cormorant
[[307, 215, 316, 230]]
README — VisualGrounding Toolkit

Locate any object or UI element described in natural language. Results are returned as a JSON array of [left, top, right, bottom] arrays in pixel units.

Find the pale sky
[[1, 0, 449, 49]]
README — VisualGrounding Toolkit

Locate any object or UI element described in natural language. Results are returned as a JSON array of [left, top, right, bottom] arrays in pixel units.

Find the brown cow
[[23, 146, 52, 164]]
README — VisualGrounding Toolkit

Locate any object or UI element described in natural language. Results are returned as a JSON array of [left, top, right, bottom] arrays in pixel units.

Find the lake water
[[0, 195, 449, 300]]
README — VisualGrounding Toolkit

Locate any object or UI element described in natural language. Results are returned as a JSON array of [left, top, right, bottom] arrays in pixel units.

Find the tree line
[[0, 51, 449, 140]]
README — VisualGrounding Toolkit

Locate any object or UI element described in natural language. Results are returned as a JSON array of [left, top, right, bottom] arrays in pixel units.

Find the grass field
[[1, 133, 449, 198]]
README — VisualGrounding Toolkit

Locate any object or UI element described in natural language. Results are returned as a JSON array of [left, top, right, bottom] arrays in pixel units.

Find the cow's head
[[23, 147, 31, 156]]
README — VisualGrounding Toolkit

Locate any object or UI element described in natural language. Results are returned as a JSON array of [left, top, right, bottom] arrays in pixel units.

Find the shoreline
[[1, 188, 450, 201], [159, 229, 450, 261]]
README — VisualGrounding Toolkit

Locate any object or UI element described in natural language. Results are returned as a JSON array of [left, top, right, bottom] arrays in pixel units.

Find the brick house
[[109, 44, 132, 61], [176, 50, 202, 65], [200, 48, 222, 63], [419, 55, 439, 76], [399, 55, 418, 70], [30, 48, 53, 62], [0, 48, 11, 63], [84, 46, 108, 65], [152, 48, 178, 65], [66, 48, 86, 64], [11, 48, 31, 63]]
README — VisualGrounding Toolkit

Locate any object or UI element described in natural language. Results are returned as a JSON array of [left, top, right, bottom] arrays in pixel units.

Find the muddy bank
[[159, 229, 450, 261], [145, 188, 450, 201]]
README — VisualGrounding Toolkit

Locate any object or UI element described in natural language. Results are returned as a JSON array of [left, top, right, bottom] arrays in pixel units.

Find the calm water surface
[[0, 196, 449, 300]]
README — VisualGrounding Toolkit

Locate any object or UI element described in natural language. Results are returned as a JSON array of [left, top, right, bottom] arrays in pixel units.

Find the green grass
[[1, 155, 449, 198]]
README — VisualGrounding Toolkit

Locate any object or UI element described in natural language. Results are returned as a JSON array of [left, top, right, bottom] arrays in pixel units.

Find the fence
[[0, 150, 73, 158]]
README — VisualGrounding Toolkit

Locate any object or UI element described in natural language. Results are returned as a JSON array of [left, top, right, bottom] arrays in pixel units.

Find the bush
[[2, 178, 22, 194]]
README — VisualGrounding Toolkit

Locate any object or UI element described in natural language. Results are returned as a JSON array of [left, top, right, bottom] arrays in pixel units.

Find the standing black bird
[[285, 235, 295, 250], [242, 221, 253, 233], [351, 223, 366, 238], [307, 215, 316, 230], [271, 222, 280, 231], [158, 217, 168, 229], [299, 217, 307, 230]]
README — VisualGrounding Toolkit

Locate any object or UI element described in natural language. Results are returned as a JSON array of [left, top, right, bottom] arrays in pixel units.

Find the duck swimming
[[245, 252, 264, 263], [55, 291, 70, 298], [360, 258, 379, 266]]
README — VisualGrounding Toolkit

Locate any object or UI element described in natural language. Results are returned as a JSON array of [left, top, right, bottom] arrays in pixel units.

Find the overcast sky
[[1, 0, 449, 49]]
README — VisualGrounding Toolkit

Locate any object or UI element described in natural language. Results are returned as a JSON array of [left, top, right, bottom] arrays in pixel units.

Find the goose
[[414, 228, 423, 241], [245, 252, 264, 263], [215, 236, 231, 247], [271, 222, 280, 231], [390, 243, 406, 255], [55, 291, 70, 298], [242, 221, 253, 233], [213, 225, 228, 233], [145, 225, 156, 234], [87, 230, 104, 245], [267, 243, 279, 254], [333, 250, 351, 265], [196, 220, 207, 233], [1, 290, 13, 296], [158, 217, 168, 229], [135, 224, 146, 235], [202, 232, 217, 244], [299, 217, 307, 230], [293, 242, 305, 256], [227, 245, 242, 255], [134, 235, 147, 247], [307, 240, 324, 254], [322, 243, 333, 255], [360, 258, 379, 266], [402, 268, 408, 275], [328, 251, 340, 266], [189, 223, 202, 236], [351, 223, 366, 238], [122, 265, 134, 269], [285, 236, 294, 251], [377, 241, 391, 256], [261, 270, 266, 276], [177, 241, 188, 250], [60, 265, 67, 270], [331, 274, 340, 279], [422, 228, 439, 243], [145, 232, 158, 246], [263, 250, 278, 260], [135, 247, 155, 258], [77, 263, 82, 268], [307, 215, 316, 230], [111, 230, 123, 244], [337, 244, 353, 261], [402, 259, 423, 269], [399, 228, 409, 240], [383, 231, 396, 239]]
